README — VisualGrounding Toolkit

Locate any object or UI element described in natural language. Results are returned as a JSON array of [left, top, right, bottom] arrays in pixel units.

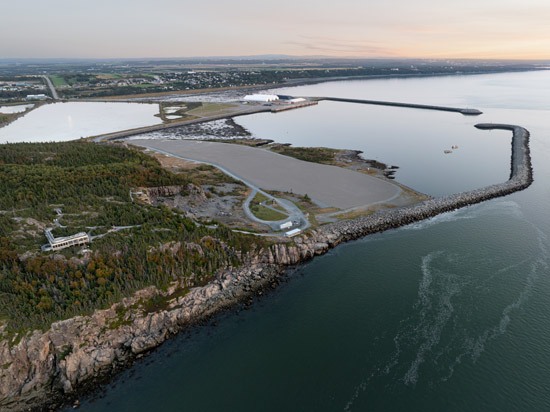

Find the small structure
[[26, 94, 49, 101], [43, 229, 90, 252], [243, 94, 279, 103], [277, 95, 306, 104], [285, 228, 302, 237], [279, 221, 293, 230]]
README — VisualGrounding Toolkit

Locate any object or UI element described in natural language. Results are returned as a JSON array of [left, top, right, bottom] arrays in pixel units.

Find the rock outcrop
[[0, 124, 532, 411]]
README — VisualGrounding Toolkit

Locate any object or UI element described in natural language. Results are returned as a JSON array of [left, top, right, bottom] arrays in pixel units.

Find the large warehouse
[[243, 94, 279, 102]]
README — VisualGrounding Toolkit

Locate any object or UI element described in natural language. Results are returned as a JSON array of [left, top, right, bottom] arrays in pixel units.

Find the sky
[[2, 0, 550, 59]]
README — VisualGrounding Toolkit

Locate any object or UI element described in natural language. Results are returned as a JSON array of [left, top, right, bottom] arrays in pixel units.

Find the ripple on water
[[344, 203, 549, 411]]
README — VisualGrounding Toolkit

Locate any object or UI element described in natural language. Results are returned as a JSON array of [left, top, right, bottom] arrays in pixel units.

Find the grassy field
[[185, 103, 237, 117], [49, 75, 68, 87], [269, 145, 338, 164], [250, 204, 287, 221], [96, 73, 122, 80], [249, 192, 288, 221]]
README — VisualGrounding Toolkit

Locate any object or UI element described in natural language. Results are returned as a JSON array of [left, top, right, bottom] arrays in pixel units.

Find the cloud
[[285, 36, 399, 57]]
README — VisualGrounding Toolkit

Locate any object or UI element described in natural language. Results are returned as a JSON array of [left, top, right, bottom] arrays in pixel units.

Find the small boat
[[444, 150, 453, 154]]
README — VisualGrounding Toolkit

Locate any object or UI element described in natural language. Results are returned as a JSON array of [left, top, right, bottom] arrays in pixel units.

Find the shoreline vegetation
[[0, 70, 534, 411], [0, 122, 532, 411]]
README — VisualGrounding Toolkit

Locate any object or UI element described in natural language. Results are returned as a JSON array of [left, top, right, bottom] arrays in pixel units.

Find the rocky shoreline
[[0, 124, 531, 411]]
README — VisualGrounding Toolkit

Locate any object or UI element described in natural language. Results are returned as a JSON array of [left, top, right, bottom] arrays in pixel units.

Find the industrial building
[[243, 94, 279, 103]]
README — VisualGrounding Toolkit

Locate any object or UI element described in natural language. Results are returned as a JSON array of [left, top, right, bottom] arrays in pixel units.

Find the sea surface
[[74, 70, 550, 411]]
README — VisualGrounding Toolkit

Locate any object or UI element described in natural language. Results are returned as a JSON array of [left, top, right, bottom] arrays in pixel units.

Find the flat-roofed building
[[43, 229, 89, 251], [26, 94, 49, 101], [243, 94, 279, 103], [285, 228, 302, 237]]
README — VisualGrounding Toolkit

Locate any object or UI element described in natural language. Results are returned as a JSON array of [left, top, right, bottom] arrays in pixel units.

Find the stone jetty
[[319, 96, 483, 116], [0, 124, 531, 411], [318, 124, 531, 241]]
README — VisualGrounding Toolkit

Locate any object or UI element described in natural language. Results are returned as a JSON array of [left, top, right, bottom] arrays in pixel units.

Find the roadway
[[132, 143, 310, 236], [42, 76, 59, 100]]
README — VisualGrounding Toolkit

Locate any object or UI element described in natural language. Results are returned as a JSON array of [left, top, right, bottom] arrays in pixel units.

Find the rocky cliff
[[0, 124, 532, 411], [0, 231, 338, 411]]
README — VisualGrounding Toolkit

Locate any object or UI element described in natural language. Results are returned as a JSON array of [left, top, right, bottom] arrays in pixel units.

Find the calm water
[[0, 102, 161, 143], [76, 71, 550, 412], [236, 101, 511, 196], [0, 104, 33, 114]]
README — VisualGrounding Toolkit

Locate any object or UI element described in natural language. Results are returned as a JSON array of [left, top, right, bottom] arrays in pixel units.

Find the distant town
[[0, 57, 545, 101]]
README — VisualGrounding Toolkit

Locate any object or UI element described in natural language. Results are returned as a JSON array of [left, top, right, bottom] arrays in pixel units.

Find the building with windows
[[26, 94, 49, 100], [42, 229, 90, 252]]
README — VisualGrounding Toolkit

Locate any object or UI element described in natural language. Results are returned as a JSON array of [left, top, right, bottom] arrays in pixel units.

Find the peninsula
[[0, 88, 532, 411]]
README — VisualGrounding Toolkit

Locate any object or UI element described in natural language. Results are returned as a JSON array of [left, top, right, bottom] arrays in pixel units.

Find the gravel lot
[[131, 139, 402, 210]]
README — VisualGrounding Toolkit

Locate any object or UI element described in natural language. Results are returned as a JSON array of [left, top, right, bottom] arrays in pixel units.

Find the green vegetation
[[0, 141, 264, 334], [249, 192, 288, 221], [186, 102, 236, 117], [269, 145, 338, 164], [252, 192, 269, 204], [49, 75, 68, 87]]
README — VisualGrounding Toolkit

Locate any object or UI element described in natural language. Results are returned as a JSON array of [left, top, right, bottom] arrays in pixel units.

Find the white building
[[243, 94, 279, 103], [285, 228, 302, 237], [43, 229, 90, 251], [280, 221, 293, 230], [287, 97, 306, 104], [26, 94, 49, 101]]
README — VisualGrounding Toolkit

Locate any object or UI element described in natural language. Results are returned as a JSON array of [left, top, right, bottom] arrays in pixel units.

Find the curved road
[[135, 144, 310, 236]]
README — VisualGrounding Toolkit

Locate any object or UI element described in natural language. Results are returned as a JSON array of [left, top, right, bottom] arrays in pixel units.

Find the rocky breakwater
[[318, 124, 532, 242], [0, 124, 531, 411]]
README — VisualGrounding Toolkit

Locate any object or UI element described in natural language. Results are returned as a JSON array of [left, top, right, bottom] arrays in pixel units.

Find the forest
[[0, 141, 263, 335]]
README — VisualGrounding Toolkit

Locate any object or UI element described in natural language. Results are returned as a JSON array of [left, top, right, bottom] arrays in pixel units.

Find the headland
[[0, 117, 532, 411]]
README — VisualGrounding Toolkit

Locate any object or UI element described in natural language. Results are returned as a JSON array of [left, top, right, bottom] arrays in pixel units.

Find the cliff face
[[0, 124, 532, 411], [0, 230, 338, 411]]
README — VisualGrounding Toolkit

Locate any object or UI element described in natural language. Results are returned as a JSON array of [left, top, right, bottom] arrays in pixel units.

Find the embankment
[[319, 96, 483, 115], [0, 124, 531, 411]]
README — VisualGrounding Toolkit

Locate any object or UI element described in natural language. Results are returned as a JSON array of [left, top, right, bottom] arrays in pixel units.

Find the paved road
[[131, 139, 402, 210], [133, 143, 310, 234], [42, 76, 59, 100]]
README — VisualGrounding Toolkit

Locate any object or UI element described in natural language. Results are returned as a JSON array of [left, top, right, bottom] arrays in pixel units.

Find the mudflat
[[131, 139, 402, 210]]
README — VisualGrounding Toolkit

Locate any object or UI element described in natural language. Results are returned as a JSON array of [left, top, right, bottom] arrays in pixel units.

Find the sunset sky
[[2, 0, 549, 59]]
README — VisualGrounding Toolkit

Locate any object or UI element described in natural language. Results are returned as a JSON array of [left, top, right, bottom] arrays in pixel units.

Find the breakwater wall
[[0, 124, 531, 411], [319, 96, 483, 116], [319, 124, 531, 241]]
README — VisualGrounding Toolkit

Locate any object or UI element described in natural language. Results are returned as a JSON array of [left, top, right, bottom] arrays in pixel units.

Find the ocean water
[[75, 70, 550, 412]]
